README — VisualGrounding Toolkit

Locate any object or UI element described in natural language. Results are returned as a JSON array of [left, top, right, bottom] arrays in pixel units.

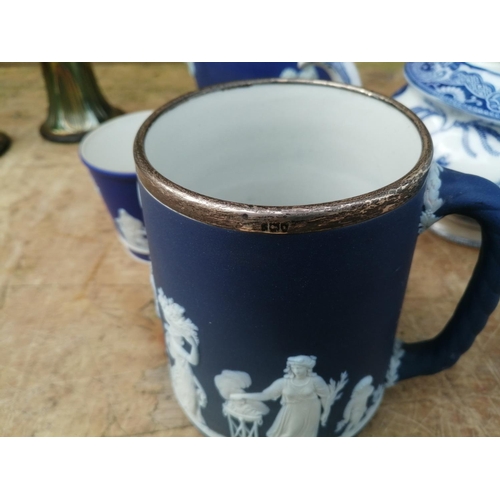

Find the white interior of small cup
[[80, 110, 152, 174], [144, 83, 423, 206]]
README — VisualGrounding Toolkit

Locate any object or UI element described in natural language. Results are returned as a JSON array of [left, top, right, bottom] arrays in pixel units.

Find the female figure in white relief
[[157, 289, 207, 425], [231, 355, 332, 437]]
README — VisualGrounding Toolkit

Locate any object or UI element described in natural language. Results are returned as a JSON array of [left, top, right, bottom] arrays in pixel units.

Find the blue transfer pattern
[[412, 98, 500, 159], [405, 62, 500, 123]]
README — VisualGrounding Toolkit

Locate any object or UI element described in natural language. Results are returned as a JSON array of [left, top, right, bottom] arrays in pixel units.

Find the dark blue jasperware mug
[[188, 62, 361, 88], [134, 79, 500, 437], [80, 110, 152, 262]]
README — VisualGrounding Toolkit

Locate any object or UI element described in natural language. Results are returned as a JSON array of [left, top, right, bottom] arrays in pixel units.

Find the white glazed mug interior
[[144, 83, 423, 206], [80, 110, 152, 174]]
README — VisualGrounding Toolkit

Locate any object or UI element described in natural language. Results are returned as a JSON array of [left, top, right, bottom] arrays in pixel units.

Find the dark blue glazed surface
[[192, 62, 335, 88], [83, 160, 149, 261], [140, 184, 425, 436]]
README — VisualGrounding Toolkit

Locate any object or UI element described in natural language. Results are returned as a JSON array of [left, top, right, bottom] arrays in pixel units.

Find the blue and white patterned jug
[[395, 62, 500, 247]]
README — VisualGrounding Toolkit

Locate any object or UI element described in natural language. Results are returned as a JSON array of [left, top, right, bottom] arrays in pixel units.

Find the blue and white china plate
[[405, 62, 500, 123]]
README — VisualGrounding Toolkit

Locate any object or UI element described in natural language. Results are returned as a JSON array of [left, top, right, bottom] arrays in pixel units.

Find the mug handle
[[393, 163, 500, 382]]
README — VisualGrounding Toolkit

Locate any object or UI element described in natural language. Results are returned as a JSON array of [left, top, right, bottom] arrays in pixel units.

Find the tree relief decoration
[[385, 338, 405, 387], [115, 208, 149, 254], [157, 288, 207, 426], [217, 355, 348, 437]]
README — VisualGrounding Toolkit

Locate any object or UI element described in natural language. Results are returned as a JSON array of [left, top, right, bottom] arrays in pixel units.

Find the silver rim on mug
[[134, 79, 433, 234]]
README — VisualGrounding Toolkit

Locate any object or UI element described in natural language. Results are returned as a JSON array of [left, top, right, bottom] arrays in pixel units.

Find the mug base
[[430, 215, 481, 248]]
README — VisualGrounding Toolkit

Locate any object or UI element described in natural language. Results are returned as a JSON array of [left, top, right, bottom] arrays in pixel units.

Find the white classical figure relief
[[336, 375, 384, 436], [227, 355, 348, 437], [157, 288, 207, 425], [115, 208, 149, 254], [419, 161, 444, 233], [279, 65, 320, 80], [215, 370, 270, 437]]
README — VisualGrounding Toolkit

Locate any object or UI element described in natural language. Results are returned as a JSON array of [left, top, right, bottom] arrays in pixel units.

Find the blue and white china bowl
[[187, 62, 361, 88], [395, 62, 500, 247]]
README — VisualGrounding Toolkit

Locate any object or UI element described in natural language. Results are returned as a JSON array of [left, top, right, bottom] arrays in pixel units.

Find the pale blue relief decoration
[[334, 339, 405, 437], [157, 288, 207, 426], [385, 338, 405, 387], [221, 355, 348, 437], [115, 208, 149, 254], [155, 285, 409, 437], [419, 161, 444, 233], [215, 370, 270, 437], [336, 376, 384, 437], [279, 65, 320, 80]]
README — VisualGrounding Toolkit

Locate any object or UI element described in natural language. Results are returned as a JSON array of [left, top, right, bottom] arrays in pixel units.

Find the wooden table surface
[[1, 62, 500, 437]]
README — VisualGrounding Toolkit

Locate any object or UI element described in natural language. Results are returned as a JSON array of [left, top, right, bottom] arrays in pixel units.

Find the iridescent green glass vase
[[40, 62, 123, 143]]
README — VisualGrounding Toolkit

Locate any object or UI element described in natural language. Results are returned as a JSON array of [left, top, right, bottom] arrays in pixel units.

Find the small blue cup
[[188, 62, 361, 88], [80, 110, 152, 262], [134, 80, 500, 436]]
